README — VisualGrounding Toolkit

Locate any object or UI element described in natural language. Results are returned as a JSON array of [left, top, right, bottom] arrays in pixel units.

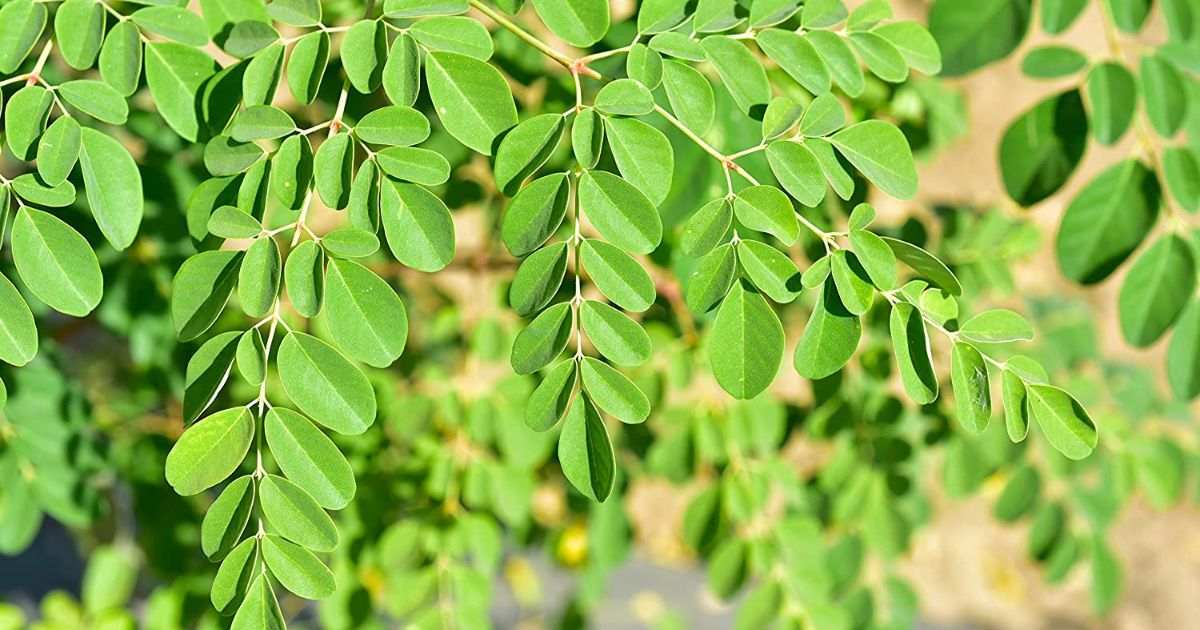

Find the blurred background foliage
[[1, 0, 1197, 628]]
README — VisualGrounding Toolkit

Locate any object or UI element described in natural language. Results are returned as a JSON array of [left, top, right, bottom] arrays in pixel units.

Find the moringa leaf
[[580, 357, 650, 424], [557, 393, 615, 501], [200, 475, 254, 560], [326, 259, 409, 367], [581, 300, 651, 366], [380, 181, 456, 272], [266, 407, 356, 510], [1116, 234, 1195, 347], [581, 239, 656, 312], [951, 342, 991, 434], [425, 51, 518, 155], [261, 535, 335, 599], [709, 281, 784, 399], [510, 242, 568, 317], [278, 332, 377, 435], [526, 360, 577, 432], [890, 302, 938, 404], [165, 407, 254, 496], [511, 302, 572, 375], [11, 208, 103, 317], [794, 278, 861, 379], [579, 171, 662, 255], [259, 474, 338, 552]]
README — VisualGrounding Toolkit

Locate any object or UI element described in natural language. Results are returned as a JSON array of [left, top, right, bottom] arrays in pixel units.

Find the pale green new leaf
[[165, 407, 254, 495]]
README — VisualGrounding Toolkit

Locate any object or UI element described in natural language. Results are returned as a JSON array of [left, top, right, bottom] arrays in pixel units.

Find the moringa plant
[[0, 0, 1125, 626]]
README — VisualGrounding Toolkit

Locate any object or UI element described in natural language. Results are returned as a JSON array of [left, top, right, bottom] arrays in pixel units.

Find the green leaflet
[[794, 278, 861, 380], [271, 134, 313, 209], [343, 19, 387, 92], [320, 228, 380, 258], [580, 357, 649, 424], [232, 105, 295, 141], [1106, 0, 1151, 33], [510, 302, 572, 374], [200, 475, 254, 559], [1041, 0, 1087, 33], [1055, 160, 1159, 284], [165, 407, 254, 496], [848, 32, 909, 83], [734, 186, 799, 245], [355, 106, 430, 147], [701, 36, 770, 116], [1002, 355, 1046, 443], [380, 181, 456, 272], [1089, 61, 1132, 145], [829, 121, 917, 200], [131, 6, 209, 46], [579, 171, 662, 255], [510, 242, 568, 317], [686, 243, 738, 313], [680, 198, 733, 258], [661, 60, 715, 135], [267, 0, 321, 26], [890, 302, 938, 404], [1162, 147, 1200, 211], [0, 0, 46, 74], [959, 309, 1034, 343], [802, 255, 831, 289], [348, 160, 381, 232], [493, 114, 564, 196], [756, 29, 830, 94], [533, 0, 608, 47], [581, 300, 651, 366], [11, 174, 75, 207], [376, 147, 451, 186], [604, 117, 674, 206], [277, 332, 377, 435], [874, 21, 942, 74], [994, 466, 1040, 522], [708, 539, 748, 599], [950, 342, 991, 434], [1021, 45, 1087, 79], [261, 535, 335, 599], [286, 31, 329, 105], [1167, 299, 1200, 399], [11, 208, 103, 317], [638, 0, 690, 33], [525, 360, 576, 431], [285, 240, 325, 318], [1117, 234, 1196, 347], [79, 128, 144, 251], [501, 173, 570, 257], [1139, 54, 1188, 138], [236, 329, 266, 385], [182, 331, 240, 424], [223, 20, 280, 58], [384, 0, 468, 17], [229, 573, 284, 630], [581, 239, 656, 312], [848, 229, 897, 290], [383, 34, 421, 107], [595, 79, 655, 117], [410, 15, 494, 59], [929, 0, 1031, 76], [55, 0, 104, 71], [259, 474, 338, 552], [1027, 383, 1097, 459], [799, 93, 845, 137], [145, 42, 218, 141], [205, 135, 265, 177], [830, 250, 874, 316], [37, 117, 81, 187], [314, 133, 354, 209], [326, 259, 409, 367], [806, 137, 855, 200], [766, 141, 824, 208], [626, 43, 663, 89], [265, 407, 356, 510], [425, 51, 518, 155], [710, 281, 784, 399], [762, 96, 804, 140], [807, 30, 865, 97], [557, 393, 615, 501], [0, 273, 38, 367], [242, 44, 284, 107], [880, 236, 963, 295], [99, 20, 143, 97], [5, 85, 52, 162], [736, 240, 802, 304], [998, 90, 1087, 206], [572, 108, 605, 168], [237, 237, 280, 318]]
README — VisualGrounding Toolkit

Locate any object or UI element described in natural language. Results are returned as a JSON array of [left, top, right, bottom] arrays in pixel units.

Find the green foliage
[[0, 0, 1174, 627]]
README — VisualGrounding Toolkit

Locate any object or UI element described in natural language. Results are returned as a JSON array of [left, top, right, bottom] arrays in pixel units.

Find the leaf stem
[[467, 0, 576, 70]]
